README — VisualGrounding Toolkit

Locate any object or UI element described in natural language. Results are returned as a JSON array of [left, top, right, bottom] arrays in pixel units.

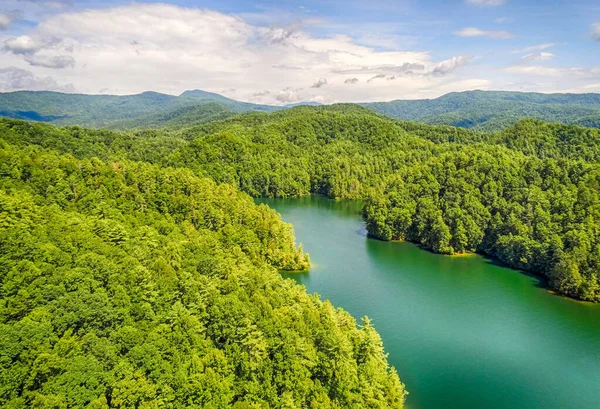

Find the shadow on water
[[481, 256, 550, 290]]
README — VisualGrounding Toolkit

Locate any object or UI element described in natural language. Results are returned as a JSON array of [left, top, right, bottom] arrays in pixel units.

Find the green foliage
[[0, 140, 405, 408], [4, 102, 600, 304], [4, 94, 600, 405]]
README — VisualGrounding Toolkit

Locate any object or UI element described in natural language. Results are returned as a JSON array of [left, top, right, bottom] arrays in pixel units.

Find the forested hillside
[[0, 137, 406, 407], [362, 90, 600, 130]]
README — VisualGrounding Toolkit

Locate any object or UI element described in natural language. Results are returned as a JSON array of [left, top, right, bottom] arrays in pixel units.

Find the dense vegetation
[[0, 138, 407, 407], [3, 105, 600, 303], [362, 90, 600, 130], [3, 101, 600, 407]]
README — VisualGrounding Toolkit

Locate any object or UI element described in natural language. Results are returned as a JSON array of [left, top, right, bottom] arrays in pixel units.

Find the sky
[[0, 0, 599, 104]]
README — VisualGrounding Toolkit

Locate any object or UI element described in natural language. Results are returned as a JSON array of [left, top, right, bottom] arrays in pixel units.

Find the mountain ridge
[[1, 89, 599, 130]]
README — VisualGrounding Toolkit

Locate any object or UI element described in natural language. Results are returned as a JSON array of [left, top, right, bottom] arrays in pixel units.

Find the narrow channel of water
[[259, 196, 600, 409]]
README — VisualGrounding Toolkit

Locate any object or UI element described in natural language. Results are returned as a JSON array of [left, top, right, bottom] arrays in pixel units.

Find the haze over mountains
[[1, 89, 599, 131]]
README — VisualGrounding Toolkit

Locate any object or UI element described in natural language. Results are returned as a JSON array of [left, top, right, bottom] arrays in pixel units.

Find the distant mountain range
[[0, 89, 599, 130], [362, 90, 600, 130]]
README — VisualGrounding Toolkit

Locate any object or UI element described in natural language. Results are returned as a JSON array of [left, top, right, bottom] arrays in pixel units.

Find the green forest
[[0, 137, 406, 407], [3, 100, 600, 406]]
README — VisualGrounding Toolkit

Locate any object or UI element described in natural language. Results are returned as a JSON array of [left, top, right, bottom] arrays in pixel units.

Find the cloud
[[506, 65, 600, 78], [454, 27, 514, 39], [311, 78, 328, 88], [252, 90, 270, 97], [275, 87, 302, 103], [0, 67, 75, 92], [24, 54, 75, 68], [432, 55, 471, 75], [262, 26, 298, 44], [272, 64, 306, 70], [3, 34, 74, 69], [592, 23, 600, 41], [2, 3, 580, 103], [521, 52, 554, 62], [333, 62, 426, 75], [0, 11, 21, 30], [17, 0, 74, 5], [356, 33, 410, 50], [466, 0, 507, 6], [358, 56, 470, 80], [367, 74, 386, 83], [512, 43, 555, 54], [3, 35, 49, 54]]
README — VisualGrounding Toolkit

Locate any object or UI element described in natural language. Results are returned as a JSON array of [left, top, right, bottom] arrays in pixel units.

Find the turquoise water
[[259, 196, 600, 409]]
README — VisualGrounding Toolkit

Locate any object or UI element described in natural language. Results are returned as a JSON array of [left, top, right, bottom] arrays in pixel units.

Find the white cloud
[[0, 67, 74, 92], [521, 52, 554, 62], [355, 33, 411, 50], [432, 56, 471, 75], [466, 0, 508, 6], [454, 27, 514, 39], [3, 35, 50, 54], [276, 87, 302, 103], [592, 23, 600, 41], [506, 65, 600, 78], [2, 34, 74, 69], [0, 3, 485, 102], [24, 54, 75, 68], [7, 4, 596, 101], [512, 43, 556, 54]]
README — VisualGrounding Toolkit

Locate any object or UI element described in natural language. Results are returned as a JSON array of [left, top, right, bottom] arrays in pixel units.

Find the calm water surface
[[258, 196, 600, 409]]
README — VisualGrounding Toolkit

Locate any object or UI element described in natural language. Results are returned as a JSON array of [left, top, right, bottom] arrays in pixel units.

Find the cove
[[257, 196, 600, 409]]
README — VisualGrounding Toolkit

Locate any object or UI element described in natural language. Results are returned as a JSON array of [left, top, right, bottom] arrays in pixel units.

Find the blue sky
[[0, 0, 599, 103]]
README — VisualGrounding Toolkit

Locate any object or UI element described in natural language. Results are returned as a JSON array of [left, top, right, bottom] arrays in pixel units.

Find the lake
[[258, 196, 600, 409]]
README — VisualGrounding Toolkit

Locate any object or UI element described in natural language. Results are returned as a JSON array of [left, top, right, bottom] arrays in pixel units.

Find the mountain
[[284, 101, 323, 108], [1, 89, 600, 131], [0, 89, 279, 129], [361, 90, 600, 130], [179, 89, 277, 112]]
